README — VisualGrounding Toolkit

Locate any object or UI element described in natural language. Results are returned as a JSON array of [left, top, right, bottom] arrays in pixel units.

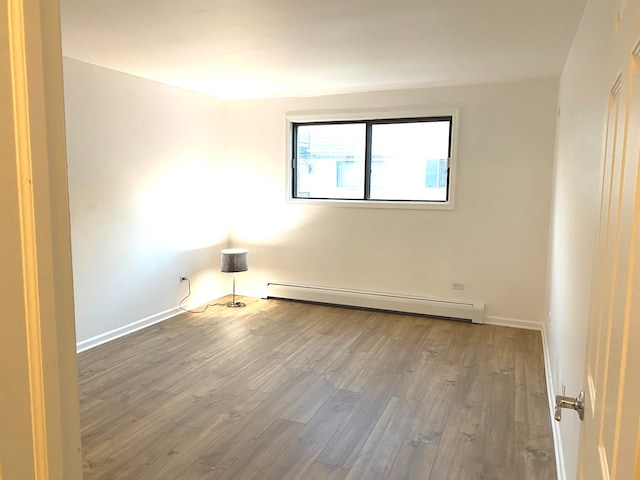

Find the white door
[[578, 2, 640, 478]]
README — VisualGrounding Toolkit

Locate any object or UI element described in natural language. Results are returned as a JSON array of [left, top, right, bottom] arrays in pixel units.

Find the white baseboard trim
[[542, 323, 566, 480], [483, 315, 542, 331], [76, 288, 230, 353], [76, 306, 182, 353]]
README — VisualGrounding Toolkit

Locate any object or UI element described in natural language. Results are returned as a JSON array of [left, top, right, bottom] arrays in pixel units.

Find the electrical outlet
[[452, 282, 465, 291], [180, 276, 188, 282]]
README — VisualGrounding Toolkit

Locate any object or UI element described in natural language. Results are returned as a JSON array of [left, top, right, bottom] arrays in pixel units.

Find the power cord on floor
[[178, 277, 226, 313]]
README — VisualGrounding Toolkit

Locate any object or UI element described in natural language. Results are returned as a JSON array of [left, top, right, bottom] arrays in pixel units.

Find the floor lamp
[[221, 248, 248, 308]]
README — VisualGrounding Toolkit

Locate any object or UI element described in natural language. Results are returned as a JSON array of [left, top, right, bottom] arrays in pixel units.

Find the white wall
[[225, 78, 558, 326], [545, 1, 611, 478], [63, 58, 230, 345], [62, 64, 559, 348]]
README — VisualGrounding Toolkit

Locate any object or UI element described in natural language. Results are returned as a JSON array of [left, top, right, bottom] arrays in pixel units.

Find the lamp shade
[[221, 248, 248, 273]]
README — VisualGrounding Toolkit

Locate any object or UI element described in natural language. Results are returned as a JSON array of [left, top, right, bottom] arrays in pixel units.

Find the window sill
[[287, 197, 455, 210]]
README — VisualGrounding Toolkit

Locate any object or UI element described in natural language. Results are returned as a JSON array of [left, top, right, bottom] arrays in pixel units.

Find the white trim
[[542, 323, 567, 480], [483, 315, 542, 331], [284, 106, 459, 211], [286, 106, 460, 124], [618, 0, 628, 23], [76, 307, 182, 353], [587, 373, 597, 418], [284, 197, 455, 211], [77, 285, 230, 353], [611, 71, 623, 97], [599, 445, 611, 480], [8, 0, 50, 475]]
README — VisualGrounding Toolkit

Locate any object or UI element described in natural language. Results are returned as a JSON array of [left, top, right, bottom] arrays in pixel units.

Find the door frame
[[1, 0, 82, 477]]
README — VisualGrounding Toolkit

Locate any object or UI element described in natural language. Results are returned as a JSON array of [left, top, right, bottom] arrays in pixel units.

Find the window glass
[[295, 123, 365, 199], [370, 121, 449, 201], [292, 116, 452, 204]]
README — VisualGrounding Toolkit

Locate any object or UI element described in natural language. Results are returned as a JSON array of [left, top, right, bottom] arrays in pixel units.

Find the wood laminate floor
[[78, 297, 556, 479]]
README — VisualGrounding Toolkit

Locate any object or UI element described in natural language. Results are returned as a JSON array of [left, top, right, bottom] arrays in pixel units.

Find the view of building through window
[[296, 123, 366, 199], [294, 117, 451, 202]]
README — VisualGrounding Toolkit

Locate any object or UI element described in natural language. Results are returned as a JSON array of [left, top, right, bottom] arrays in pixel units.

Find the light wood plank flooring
[[78, 297, 556, 479]]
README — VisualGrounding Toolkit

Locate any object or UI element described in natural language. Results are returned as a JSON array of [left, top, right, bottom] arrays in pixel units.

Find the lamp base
[[226, 301, 246, 308]]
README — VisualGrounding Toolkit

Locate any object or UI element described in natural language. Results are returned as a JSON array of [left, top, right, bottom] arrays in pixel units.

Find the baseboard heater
[[264, 282, 485, 324]]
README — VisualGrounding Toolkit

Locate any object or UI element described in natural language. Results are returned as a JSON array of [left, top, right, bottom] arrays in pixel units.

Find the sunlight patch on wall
[[139, 156, 228, 251], [227, 164, 310, 244]]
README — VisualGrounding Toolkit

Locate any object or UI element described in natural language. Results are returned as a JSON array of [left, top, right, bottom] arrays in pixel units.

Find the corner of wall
[[541, 322, 567, 480]]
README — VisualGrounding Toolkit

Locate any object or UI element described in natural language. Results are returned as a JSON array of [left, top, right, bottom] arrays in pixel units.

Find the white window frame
[[286, 107, 459, 210]]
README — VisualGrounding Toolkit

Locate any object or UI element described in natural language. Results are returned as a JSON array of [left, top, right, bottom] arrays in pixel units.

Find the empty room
[[2, 0, 640, 479]]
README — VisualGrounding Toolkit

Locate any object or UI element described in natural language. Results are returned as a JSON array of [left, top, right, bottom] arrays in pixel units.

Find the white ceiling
[[59, 0, 586, 100]]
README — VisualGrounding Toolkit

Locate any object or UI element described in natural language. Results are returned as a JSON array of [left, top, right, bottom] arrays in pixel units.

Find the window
[[292, 116, 453, 204]]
